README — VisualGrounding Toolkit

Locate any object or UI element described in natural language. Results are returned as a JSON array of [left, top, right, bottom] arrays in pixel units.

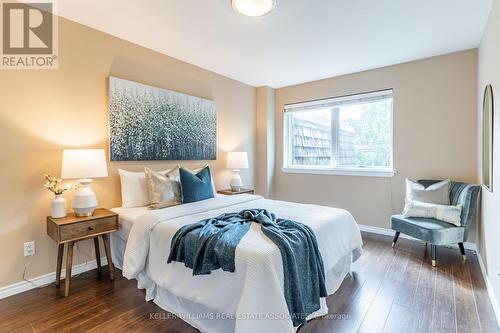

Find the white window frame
[[282, 89, 395, 177]]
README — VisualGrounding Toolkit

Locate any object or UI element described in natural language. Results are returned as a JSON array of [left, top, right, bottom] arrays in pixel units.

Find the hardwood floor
[[1, 232, 498, 333]]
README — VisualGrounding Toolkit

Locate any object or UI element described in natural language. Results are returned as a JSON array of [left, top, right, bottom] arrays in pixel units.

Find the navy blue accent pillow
[[179, 166, 215, 203]]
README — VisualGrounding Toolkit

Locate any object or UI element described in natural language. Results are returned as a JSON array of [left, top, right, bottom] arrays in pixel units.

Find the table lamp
[[226, 151, 249, 192], [61, 149, 108, 217]]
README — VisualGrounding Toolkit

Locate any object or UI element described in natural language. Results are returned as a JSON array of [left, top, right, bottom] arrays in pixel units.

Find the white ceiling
[[57, 0, 492, 88]]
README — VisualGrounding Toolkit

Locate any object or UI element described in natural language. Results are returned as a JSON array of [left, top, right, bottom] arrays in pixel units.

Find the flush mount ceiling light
[[232, 0, 276, 17]]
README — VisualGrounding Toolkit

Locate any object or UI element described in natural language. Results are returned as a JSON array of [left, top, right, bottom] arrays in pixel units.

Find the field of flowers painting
[[109, 77, 216, 161]]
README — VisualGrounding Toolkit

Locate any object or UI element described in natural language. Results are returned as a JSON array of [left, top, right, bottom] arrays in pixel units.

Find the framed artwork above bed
[[109, 76, 216, 161]]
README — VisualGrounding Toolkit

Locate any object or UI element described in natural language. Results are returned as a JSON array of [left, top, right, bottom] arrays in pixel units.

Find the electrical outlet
[[24, 241, 35, 256]]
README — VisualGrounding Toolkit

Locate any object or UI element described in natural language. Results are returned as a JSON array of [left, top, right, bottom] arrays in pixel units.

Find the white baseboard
[[358, 224, 477, 252], [0, 257, 108, 299], [476, 252, 500, 328]]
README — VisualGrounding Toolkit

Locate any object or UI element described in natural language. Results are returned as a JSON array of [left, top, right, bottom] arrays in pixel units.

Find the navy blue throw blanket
[[167, 209, 328, 327]]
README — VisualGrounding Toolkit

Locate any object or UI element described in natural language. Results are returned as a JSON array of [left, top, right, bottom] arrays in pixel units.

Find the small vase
[[51, 194, 67, 218]]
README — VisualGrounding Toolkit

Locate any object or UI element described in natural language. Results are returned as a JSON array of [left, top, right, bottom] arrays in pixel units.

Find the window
[[283, 89, 394, 177]]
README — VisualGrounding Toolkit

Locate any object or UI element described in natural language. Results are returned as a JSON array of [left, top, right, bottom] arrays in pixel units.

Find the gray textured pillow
[[144, 167, 181, 209], [405, 179, 450, 205]]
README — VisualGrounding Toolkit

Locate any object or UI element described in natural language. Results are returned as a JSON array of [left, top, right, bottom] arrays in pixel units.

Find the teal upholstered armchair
[[390, 180, 480, 266]]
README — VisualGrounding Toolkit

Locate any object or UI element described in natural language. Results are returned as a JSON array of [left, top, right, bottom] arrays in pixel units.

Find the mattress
[[111, 206, 150, 241]]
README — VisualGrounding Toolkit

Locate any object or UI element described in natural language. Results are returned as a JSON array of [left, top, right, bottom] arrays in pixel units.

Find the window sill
[[281, 167, 396, 178]]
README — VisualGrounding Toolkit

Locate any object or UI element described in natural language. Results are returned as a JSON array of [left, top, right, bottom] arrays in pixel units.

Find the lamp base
[[75, 211, 94, 218], [230, 169, 243, 192], [73, 179, 98, 217]]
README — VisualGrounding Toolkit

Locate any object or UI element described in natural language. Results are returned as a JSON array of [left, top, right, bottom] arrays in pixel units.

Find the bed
[[110, 194, 362, 333]]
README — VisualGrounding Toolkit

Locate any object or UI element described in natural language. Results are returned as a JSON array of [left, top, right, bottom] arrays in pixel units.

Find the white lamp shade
[[227, 152, 249, 169], [61, 149, 108, 179]]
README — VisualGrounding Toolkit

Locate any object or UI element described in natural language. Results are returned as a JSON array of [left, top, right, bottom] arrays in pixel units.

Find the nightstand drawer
[[59, 216, 118, 242]]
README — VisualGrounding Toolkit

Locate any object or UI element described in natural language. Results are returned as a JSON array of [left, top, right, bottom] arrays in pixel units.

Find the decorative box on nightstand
[[217, 188, 254, 196], [46, 208, 118, 297]]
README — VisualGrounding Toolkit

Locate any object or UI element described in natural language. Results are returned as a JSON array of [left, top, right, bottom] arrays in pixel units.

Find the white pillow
[[406, 179, 450, 205], [403, 200, 462, 226], [118, 168, 170, 208]]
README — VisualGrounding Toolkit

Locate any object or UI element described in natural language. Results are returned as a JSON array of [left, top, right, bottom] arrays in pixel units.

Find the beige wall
[[478, 0, 500, 312], [0, 17, 256, 288], [274, 50, 478, 238]]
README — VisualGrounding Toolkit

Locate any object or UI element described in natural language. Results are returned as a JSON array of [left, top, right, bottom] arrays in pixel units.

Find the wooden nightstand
[[217, 188, 254, 195], [46, 208, 118, 297]]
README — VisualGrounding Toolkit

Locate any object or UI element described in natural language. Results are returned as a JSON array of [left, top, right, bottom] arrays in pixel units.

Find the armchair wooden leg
[[431, 244, 437, 267], [458, 242, 466, 261], [392, 232, 400, 248]]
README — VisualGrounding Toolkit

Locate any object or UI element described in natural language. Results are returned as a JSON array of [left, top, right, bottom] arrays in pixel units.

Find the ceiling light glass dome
[[232, 0, 276, 17]]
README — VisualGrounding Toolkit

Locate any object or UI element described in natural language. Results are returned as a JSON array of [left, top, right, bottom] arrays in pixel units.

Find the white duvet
[[122, 194, 362, 333]]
